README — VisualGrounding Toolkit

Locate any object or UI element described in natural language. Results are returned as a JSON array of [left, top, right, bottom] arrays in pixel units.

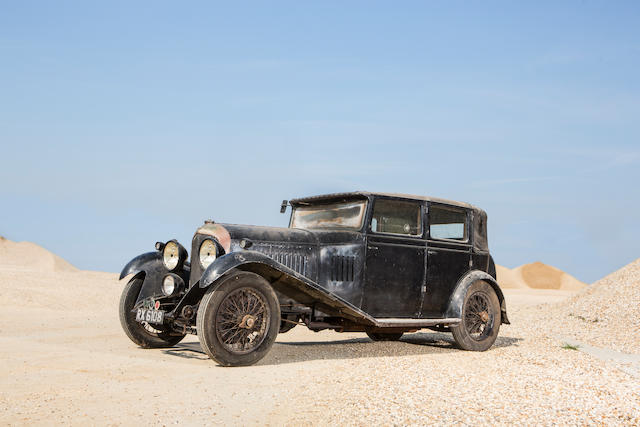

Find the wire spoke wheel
[[464, 292, 492, 341], [118, 277, 185, 348], [215, 287, 271, 355], [451, 281, 501, 351], [142, 322, 164, 335], [198, 273, 280, 366]]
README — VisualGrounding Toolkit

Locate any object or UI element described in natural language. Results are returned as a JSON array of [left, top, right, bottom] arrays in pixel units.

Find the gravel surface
[[1, 263, 639, 425], [282, 289, 640, 426], [540, 258, 640, 354]]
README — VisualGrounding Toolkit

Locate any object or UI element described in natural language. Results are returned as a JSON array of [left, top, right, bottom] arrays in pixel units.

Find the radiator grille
[[330, 255, 355, 282]]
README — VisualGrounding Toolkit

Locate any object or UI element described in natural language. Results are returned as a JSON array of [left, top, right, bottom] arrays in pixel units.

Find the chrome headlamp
[[199, 239, 218, 269], [161, 273, 184, 297], [162, 275, 176, 296], [162, 240, 186, 271]]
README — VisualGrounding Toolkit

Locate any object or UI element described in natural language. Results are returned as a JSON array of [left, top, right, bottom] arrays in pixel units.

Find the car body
[[119, 191, 509, 366]]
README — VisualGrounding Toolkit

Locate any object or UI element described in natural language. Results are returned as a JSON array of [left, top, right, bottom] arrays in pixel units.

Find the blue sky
[[1, 1, 639, 283]]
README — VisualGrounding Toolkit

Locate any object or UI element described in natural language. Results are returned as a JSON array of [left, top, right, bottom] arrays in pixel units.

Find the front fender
[[445, 270, 510, 324], [200, 251, 311, 288], [120, 251, 162, 280], [199, 251, 376, 324], [120, 251, 181, 306]]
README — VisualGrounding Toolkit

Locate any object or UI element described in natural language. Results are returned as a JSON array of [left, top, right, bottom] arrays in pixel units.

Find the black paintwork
[[445, 270, 509, 324], [198, 251, 375, 324], [119, 251, 190, 306], [119, 191, 509, 334], [363, 233, 425, 317], [423, 239, 471, 317]]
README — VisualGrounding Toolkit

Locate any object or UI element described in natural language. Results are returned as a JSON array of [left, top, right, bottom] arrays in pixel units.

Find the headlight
[[199, 239, 217, 269], [162, 275, 176, 296], [163, 241, 181, 271]]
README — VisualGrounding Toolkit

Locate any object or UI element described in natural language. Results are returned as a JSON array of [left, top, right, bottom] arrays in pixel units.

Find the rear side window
[[370, 199, 422, 236], [429, 205, 468, 241]]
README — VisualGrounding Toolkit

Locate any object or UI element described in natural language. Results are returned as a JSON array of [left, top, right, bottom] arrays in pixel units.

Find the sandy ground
[[1, 265, 639, 426]]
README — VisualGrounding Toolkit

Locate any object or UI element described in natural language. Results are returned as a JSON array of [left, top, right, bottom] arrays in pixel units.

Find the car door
[[421, 203, 472, 317], [361, 198, 426, 318]]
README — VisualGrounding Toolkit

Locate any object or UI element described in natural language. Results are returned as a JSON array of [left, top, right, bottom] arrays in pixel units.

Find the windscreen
[[290, 200, 367, 230]]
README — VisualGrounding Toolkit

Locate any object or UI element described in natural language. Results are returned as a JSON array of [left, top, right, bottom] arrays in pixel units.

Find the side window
[[429, 205, 468, 241], [370, 199, 422, 236]]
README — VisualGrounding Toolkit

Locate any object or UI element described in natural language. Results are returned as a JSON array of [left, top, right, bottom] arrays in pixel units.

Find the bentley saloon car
[[119, 192, 509, 366]]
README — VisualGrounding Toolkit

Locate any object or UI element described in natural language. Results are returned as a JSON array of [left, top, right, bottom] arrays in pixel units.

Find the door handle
[[427, 250, 437, 255], [367, 245, 379, 250]]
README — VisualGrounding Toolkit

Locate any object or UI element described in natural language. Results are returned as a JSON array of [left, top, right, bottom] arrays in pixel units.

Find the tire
[[366, 331, 404, 341], [196, 272, 280, 366], [451, 280, 501, 351], [119, 277, 185, 348]]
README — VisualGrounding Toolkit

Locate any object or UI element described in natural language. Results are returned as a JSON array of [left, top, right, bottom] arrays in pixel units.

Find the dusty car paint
[[194, 223, 231, 254]]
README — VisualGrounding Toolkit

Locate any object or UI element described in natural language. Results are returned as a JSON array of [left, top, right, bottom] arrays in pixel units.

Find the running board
[[372, 318, 461, 328]]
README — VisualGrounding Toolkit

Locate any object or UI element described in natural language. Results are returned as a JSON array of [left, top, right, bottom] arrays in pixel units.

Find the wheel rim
[[142, 322, 163, 335], [215, 287, 271, 355], [464, 292, 493, 341]]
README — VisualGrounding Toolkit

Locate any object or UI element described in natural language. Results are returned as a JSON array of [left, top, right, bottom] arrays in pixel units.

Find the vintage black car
[[119, 192, 509, 366]]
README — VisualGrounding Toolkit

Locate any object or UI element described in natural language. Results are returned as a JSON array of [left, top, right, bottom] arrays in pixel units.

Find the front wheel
[[451, 281, 501, 351], [119, 277, 185, 348], [196, 272, 280, 366]]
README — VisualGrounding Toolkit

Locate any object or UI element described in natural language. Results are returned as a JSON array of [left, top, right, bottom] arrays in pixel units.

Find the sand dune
[[495, 264, 528, 289], [0, 236, 76, 272], [497, 261, 586, 291], [517, 262, 586, 290]]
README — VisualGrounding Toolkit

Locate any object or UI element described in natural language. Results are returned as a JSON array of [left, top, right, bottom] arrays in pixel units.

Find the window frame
[[367, 197, 425, 238], [427, 203, 470, 243], [289, 199, 369, 232]]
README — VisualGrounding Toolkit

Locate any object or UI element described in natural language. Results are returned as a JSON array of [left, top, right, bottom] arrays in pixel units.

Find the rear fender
[[200, 251, 375, 325], [445, 270, 510, 324]]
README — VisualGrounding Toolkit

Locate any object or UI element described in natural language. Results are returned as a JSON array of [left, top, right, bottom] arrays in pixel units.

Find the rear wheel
[[119, 277, 185, 348], [366, 331, 404, 341], [196, 272, 280, 366], [451, 281, 501, 351]]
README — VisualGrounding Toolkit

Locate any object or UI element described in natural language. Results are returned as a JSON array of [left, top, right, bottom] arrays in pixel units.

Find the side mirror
[[280, 200, 288, 214]]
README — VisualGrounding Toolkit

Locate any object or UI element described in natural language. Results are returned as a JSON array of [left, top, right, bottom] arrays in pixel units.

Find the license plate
[[136, 308, 164, 324]]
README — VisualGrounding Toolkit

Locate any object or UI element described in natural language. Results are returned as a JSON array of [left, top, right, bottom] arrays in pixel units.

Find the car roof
[[289, 191, 478, 211], [289, 191, 490, 253]]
